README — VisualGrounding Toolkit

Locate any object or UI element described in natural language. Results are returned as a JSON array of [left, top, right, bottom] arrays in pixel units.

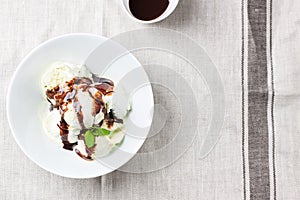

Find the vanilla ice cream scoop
[[42, 62, 127, 161]]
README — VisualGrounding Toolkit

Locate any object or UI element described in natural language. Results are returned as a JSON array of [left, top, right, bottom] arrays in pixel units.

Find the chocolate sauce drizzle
[[45, 74, 122, 160]]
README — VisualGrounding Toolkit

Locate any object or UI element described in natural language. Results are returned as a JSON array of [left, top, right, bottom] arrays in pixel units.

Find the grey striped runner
[[242, 0, 276, 199]]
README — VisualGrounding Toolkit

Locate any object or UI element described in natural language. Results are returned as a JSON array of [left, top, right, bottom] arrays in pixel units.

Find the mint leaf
[[88, 127, 110, 136], [99, 128, 110, 135], [84, 130, 95, 148], [93, 128, 110, 136], [88, 127, 98, 134]]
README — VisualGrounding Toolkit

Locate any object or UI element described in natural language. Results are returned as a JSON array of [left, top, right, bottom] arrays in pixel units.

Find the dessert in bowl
[[7, 34, 153, 178]]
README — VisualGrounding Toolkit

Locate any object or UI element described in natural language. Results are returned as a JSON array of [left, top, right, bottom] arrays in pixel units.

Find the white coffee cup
[[120, 0, 179, 24]]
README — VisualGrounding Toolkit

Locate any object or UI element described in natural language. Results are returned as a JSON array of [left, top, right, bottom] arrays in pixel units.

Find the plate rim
[[6, 33, 154, 178]]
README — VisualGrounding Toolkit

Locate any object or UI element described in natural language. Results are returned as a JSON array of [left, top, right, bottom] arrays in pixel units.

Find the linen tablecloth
[[1, 0, 300, 199]]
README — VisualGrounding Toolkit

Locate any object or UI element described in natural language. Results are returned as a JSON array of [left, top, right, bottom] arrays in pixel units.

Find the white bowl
[[6, 33, 154, 178], [121, 0, 179, 24]]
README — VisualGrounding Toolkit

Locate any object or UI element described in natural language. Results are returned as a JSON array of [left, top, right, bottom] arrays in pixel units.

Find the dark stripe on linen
[[247, 0, 270, 199]]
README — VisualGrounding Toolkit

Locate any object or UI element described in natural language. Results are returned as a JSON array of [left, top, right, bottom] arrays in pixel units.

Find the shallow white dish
[[7, 33, 154, 178]]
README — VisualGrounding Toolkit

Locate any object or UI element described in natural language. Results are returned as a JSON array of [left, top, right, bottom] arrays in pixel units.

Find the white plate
[[6, 33, 154, 178]]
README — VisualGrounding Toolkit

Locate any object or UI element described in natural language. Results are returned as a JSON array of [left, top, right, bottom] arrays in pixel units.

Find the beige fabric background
[[2, 0, 298, 199], [273, 1, 300, 199]]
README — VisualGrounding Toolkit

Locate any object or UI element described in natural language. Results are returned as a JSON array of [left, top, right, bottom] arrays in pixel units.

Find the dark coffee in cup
[[129, 0, 170, 21]]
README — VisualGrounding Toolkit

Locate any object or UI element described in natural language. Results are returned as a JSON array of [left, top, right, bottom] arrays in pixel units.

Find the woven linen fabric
[[0, 0, 299, 199]]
